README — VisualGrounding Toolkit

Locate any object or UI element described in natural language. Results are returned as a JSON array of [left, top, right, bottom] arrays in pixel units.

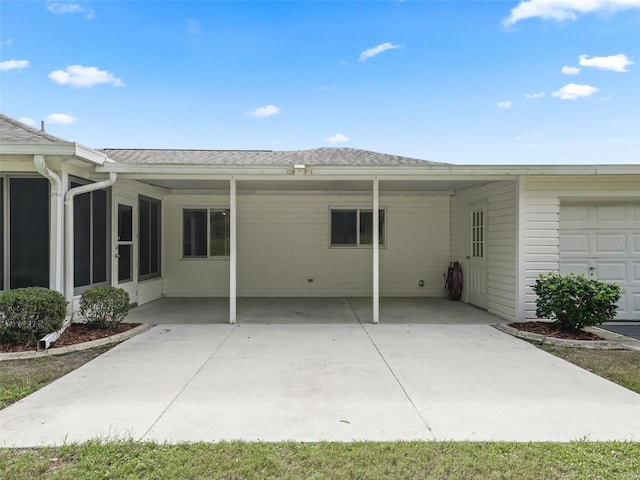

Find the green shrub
[[533, 272, 621, 331], [80, 286, 130, 330], [0, 287, 66, 346]]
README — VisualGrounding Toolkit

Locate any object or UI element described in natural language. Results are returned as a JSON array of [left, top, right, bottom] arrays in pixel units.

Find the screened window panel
[[92, 189, 108, 284], [150, 202, 159, 273], [73, 191, 91, 288], [9, 178, 49, 288], [118, 245, 132, 282], [139, 199, 150, 275], [118, 204, 133, 242]]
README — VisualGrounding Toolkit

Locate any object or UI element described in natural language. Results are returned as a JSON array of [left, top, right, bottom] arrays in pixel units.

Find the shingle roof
[[0, 114, 69, 143], [101, 147, 445, 167]]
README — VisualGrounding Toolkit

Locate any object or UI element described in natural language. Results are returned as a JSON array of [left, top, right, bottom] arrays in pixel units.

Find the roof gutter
[[64, 172, 118, 306]]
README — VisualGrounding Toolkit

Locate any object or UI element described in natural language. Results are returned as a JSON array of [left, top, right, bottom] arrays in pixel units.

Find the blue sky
[[1, 0, 639, 164]]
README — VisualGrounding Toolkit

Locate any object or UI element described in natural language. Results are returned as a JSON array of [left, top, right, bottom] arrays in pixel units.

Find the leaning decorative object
[[533, 272, 621, 332]]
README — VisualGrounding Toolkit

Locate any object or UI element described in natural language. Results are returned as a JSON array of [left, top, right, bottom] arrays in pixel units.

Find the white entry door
[[560, 203, 640, 320], [467, 204, 488, 309], [114, 196, 138, 306]]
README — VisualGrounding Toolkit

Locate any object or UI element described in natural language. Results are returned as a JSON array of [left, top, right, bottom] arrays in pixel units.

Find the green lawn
[[1, 440, 639, 480], [540, 345, 640, 394]]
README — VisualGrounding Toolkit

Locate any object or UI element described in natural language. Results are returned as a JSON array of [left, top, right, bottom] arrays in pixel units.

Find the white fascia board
[[95, 162, 640, 179], [0, 142, 107, 166]]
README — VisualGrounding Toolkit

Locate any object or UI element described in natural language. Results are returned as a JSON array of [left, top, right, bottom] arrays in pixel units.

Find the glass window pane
[[210, 210, 230, 256], [359, 210, 385, 246], [183, 209, 207, 257], [92, 190, 107, 284], [150, 202, 160, 274], [118, 244, 132, 282], [9, 178, 49, 288], [139, 199, 150, 276], [331, 210, 357, 246], [118, 204, 133, 242]]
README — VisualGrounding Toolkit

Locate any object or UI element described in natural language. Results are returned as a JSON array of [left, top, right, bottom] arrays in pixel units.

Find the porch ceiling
[[135, 178, 490, 193]]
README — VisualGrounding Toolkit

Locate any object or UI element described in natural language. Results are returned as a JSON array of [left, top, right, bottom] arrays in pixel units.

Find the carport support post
[[230, 177, 237, 324], [373, 177, 380, 324]]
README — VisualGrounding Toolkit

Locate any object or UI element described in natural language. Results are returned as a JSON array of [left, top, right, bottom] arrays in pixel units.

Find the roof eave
[[96, 162, 640, 177], [0, 142, 108, 165]]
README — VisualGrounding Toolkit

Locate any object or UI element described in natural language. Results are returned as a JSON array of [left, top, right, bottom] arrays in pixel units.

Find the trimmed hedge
[[533, 272, 621, 331], [0, 287, 66, 346], [80, 286, 130, 330]]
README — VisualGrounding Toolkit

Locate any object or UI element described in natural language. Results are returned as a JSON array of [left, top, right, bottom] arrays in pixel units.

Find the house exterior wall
[[522, 175, 640, 320], [450, 181, 518, 321], [162, 192, 450, 297]]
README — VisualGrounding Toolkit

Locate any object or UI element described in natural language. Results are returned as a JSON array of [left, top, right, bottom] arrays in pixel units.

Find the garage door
[[560, 203, 640, 320]]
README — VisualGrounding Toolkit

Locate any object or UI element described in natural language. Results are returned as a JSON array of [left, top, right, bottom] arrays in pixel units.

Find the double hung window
[[182, 208, 230, 258], [330, 209, 385, 247]]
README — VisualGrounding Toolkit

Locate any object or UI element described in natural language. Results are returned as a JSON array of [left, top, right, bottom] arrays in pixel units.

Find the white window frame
[[329, 207, 386, 248], [181, 207, 231, 259]]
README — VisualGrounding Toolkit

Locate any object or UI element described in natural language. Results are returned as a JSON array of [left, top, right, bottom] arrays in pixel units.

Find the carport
[[125, 297, 504, 325]]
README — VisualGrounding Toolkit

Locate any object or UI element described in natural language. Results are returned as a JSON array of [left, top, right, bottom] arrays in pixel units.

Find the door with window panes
[[467, 203, 488, 309], [114, 196, 137, 305]]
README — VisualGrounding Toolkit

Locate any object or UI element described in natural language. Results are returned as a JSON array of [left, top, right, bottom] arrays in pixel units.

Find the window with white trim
[[182, 208, 230, 258], [330, 208, 385, 247]]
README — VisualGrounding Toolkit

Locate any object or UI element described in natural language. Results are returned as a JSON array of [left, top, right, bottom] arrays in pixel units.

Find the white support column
[[373, 177, 380, 324], [229, 177, 237, 324]]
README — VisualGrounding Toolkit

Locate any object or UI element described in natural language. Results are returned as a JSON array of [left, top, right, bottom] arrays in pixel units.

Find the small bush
[[0, 287, 66, 346], [80, 286, 130, 330], [533, 272, 621, 331]]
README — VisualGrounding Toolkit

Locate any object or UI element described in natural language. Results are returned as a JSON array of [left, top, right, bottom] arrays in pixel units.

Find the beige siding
[[523, 175, 640, 320], [163, 193, 450, 297], [451, 181, 517, 321]]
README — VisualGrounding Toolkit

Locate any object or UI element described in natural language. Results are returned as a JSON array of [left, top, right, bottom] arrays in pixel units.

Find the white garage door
[[560, 203, 640, 320]]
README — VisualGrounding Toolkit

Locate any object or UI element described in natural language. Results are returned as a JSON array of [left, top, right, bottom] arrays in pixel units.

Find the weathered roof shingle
[[101, 147, 444, 167], [0, 114, 69, 143]]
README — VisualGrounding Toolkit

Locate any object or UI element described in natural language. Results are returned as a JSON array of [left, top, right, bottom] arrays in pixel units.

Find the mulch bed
[[508, 321, 604, 341], [0, 323, 142, 353]]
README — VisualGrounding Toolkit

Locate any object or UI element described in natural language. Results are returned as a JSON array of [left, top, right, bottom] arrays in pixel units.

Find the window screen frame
[[181, 207, 231, 259], [329, 207, 386, 248]]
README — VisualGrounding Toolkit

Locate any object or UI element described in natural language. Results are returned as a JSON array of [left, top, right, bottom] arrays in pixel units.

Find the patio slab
[[2, 323, 640, 447]]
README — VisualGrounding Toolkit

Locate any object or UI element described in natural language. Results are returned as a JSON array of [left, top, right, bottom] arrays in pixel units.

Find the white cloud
[[0, 38, 13, 46], [247, 104, 280, 118], [578, 54, 633, 72], [18, 117, 36, 127], [525, 92, 545, 99], [0, 59, 29, 71], [44, 113, 78, 125], [552, 83, 598, 100], [186, 18, 200, 36], [48, 65, 124, 87], [497, 101, 513, 109], [325, 133, 350, 144], [46, 1, 94, 19], [561, 65, 581, 75], [359, 42, 401, 62], [504, 0, 640, 25]]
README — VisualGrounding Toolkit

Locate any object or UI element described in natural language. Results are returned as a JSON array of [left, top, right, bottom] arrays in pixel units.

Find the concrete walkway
[[2, 323, 640, 446]]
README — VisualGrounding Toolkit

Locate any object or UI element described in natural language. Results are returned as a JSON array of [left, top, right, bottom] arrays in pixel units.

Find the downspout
[[38, 172, 117, 351], [33, 155, 63, 292]]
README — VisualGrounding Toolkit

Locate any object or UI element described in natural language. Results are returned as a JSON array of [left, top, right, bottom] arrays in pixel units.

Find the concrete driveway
[[2, 323, 640, 447]]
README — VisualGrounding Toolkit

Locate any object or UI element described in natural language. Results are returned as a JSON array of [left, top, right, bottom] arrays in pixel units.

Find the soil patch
[[509, 321, 604, 341], [0, 323, 141, 353]]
